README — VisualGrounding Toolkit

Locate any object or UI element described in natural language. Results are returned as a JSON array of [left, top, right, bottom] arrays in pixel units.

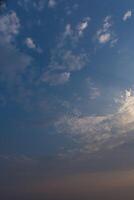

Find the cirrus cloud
[[55, 89, 134, 155]]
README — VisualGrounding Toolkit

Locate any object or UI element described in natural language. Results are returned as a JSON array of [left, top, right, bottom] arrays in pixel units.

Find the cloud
[[40, 18, 90, 86], [25, 37, 36, 49], [0, 11, 32, 82], [25, 37, 42, 53], [96, 16, 117, 46], [49, 50, 88, 72], [41, 71, 70, 86], [48, 0, 57, 8], [123, 10, 132, 21], [64, 24, 73, 36], [55, 89, 134, 155], [40, 50, 88, 85], [64, 17, 91, 40], [98, 33, 111, 44], [0, 11, 20, 43], [41, 48, 88, 85], [77, 17, 91, 36], [86, 78, 101, 100], [90, 87, 101, 100]]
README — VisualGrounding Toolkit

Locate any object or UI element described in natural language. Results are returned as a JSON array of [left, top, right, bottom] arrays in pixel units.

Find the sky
[[1, 0, 134, 199]]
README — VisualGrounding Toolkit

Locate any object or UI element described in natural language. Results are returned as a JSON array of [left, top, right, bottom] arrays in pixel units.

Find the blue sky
[[1, 0, 134, 199]]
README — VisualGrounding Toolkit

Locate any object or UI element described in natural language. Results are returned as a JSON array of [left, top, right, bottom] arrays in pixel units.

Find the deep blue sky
[[1, 0, 134, 199]]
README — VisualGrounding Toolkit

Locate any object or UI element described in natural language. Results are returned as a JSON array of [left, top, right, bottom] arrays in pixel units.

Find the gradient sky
[[1, 0, 134, 199]]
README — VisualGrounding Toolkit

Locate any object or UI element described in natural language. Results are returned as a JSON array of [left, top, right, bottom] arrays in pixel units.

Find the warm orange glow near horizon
[[4, 169, 134, 200]]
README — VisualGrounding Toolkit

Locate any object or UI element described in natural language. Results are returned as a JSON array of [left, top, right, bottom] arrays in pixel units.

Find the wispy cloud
[[0, 11, 32, 82], [0, 11, 32, 106], [64, 17, 91, 40], [55, 89, 134, 155], [0, 11, 20, 43], [87, 79, 101, 100], [41, 71, 70, 86], [40, 49, 88, 85], [123, 10, 132, 21], [48, 0, 57, 8], [96, 16, 117, 46], [40, 18, 90, 86], [49, 50, 88, 72]]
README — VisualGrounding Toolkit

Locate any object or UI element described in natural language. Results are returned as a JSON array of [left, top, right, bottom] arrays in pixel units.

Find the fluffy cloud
[[55, 89, 134, 155], [0, 11, 20, 43], [25, 37, 36, 49], [123, 10, 132, 21], [96, 16, 117, 46], [98, 33, 111, 44]]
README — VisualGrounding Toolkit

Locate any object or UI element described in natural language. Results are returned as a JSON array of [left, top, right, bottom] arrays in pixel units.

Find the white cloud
[[48, 0, 56, 8], [25, 37, 43, 53], [41, 71, 70, 85], [103, 16, 112, 30], [40, 17, 90, 86], [98, 33, 111, 44], [77, 17, 90, 36], [55, 89, 134, 154], [0, 11, 20, 43], [96, 16, 117, 46], [123, 10, 132, 21], [63, 17, 91, 42], [25, 37, 36, 49]]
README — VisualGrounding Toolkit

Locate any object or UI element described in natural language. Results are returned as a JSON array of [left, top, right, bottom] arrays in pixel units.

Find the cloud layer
[[56, 90, 134, 155]]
